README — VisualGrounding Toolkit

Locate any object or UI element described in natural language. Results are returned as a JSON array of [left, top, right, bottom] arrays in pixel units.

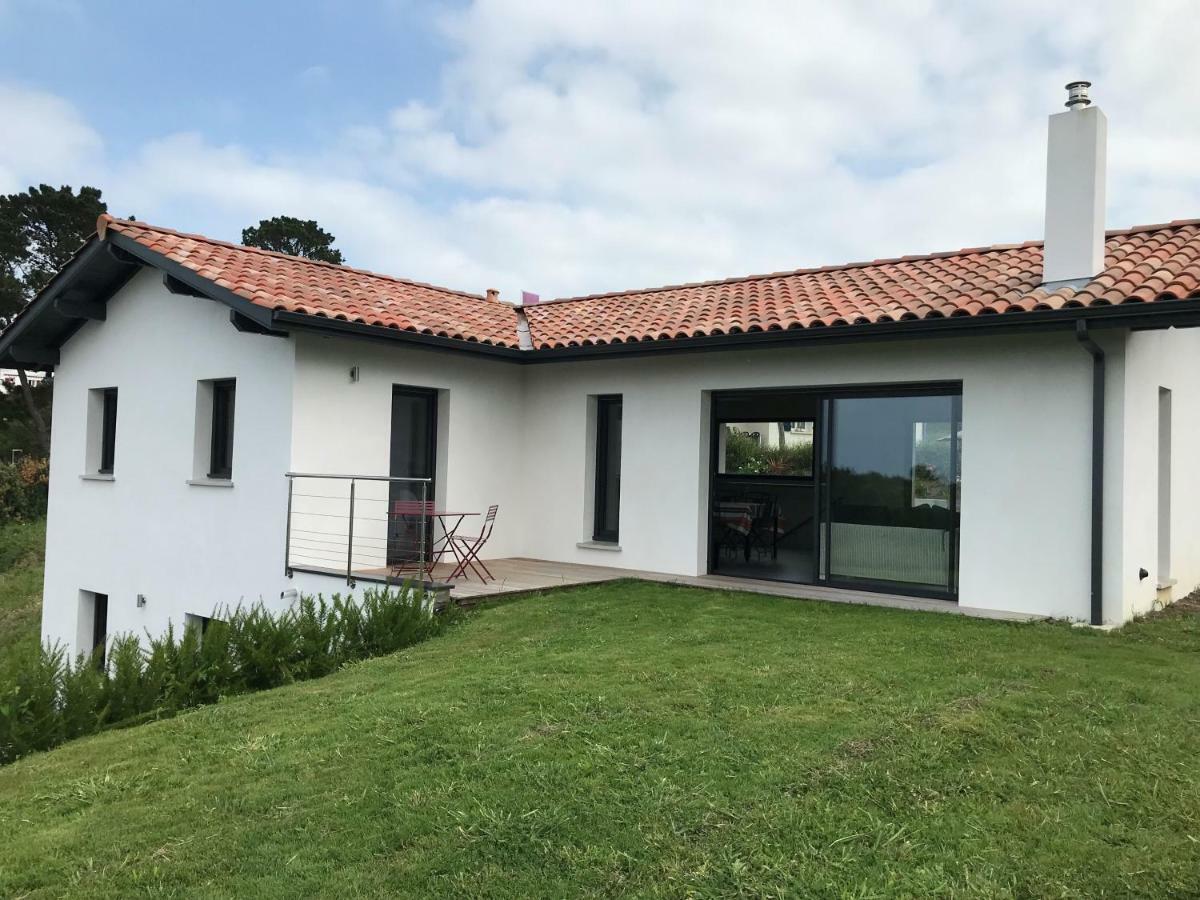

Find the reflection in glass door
[[387, 386, 437, 566], [822, 392, 961, 594]]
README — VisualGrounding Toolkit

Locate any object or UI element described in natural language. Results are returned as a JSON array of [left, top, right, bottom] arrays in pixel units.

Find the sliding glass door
[[822, 391, 960, 594], [709, 385, 961, 599], [710, 391, 820, 583]]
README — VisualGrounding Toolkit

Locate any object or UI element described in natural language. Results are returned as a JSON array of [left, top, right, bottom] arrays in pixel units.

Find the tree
[[241, 216, 345, 264], [0, 185, 107, 457], [0, 185, 107, 327]]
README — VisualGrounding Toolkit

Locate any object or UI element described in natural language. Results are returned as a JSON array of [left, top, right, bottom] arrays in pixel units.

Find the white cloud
[[3, 1, 1200, 301], [0, 83, 102, 193]]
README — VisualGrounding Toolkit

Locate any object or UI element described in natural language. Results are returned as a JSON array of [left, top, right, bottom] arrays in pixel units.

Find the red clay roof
[[521, 221, 1200, 349], [97, 215, 1200, 352], [99, 216, 522, 348]]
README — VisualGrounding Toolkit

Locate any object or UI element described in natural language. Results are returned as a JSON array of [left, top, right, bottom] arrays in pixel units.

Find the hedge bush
[[0, 587, 455, 765], [0, 457, 48, 523]]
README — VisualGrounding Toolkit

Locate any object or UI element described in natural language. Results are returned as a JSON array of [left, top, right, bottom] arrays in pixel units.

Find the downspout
[[1074, 319, 1105, 625]]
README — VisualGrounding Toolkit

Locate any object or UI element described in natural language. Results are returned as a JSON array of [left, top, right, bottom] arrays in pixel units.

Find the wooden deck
[[426, 557, 1033, 620]]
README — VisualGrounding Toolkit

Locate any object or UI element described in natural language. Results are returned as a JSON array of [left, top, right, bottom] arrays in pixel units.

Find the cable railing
[[284, 473, 433, 587]]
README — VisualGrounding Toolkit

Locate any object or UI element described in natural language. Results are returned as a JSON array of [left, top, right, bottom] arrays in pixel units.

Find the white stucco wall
[[41, 270, 296, 657], [288, 334, 526, 560], [1115, 326, 1200, 619], [43, 280, 1192, 648], [516, 331, 1117, 621]]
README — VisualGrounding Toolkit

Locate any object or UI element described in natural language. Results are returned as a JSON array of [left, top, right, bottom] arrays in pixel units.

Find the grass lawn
[[0, 518, 44, 667], [1, 581, 1198, 897]]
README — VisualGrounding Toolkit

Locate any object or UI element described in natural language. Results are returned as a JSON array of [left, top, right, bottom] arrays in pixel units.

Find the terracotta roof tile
[[100, 216, 521, 348], [522, 221, 1200, 348], [54, 215, 1200, 353]]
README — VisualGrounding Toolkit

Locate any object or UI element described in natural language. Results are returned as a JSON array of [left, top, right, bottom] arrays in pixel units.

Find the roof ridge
[[99, 215, 491, 303], [533, 218, 1200, 307]]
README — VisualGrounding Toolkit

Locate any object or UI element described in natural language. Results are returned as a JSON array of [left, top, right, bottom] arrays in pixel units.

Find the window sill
[[80, 473, 115, 482], [577, 540, 621, 552], [187, 478, 234, 489]]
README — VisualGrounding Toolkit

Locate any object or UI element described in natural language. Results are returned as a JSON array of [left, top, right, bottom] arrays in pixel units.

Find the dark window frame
[[386, 385, 439, 567], [208, 379, 236, 480], [98, 388, 118, 474], [593, 395, 623, 543], [91, 592, 108, 670], [706, 381, 962, 601]]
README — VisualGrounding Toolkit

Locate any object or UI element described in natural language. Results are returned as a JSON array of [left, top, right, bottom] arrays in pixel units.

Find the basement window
[[184, 613, 217, 638], [78, 590, 108, 669]]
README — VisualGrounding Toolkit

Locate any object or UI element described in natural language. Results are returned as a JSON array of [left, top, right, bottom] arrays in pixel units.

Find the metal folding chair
[[449, 505, 498, 581]]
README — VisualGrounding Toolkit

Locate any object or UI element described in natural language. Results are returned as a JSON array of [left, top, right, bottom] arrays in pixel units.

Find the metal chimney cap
[[1065, 81, 1092, 110]]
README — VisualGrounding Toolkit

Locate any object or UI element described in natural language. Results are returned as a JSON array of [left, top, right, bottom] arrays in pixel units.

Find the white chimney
[[1042, 81, 1107, 284]]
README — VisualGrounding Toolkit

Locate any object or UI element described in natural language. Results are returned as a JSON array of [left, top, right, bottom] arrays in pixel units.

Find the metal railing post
[[284, 475, 294, 576], [419, 480, 429, 580], [346, 478, 356, 587]]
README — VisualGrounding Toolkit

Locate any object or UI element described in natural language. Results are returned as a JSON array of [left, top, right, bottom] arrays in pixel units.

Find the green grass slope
[[1, 581, 1198, 897], [0, 519, 44, 667]]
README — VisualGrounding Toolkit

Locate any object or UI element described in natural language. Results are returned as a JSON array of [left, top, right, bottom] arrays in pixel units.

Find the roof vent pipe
[[1042, 81, 1107, 285], [1064, 80, 1092, 110]]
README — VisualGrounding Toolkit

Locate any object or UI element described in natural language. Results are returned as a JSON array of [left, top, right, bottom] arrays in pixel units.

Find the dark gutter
[[274, 298, 1200, 365], [1074, 320, 1105, 626], [270, 310, 527, 360], [522, 301, 1200, 362]]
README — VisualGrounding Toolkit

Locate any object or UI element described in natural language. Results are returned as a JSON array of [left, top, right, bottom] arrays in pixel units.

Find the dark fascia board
[[270, 310, 528, 360], [106, 232, 279, 332], [519, 300, 1200, 363], [0, 239, 117, 370]]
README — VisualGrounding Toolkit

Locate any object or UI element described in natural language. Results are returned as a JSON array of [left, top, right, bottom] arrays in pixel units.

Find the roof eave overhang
[[270, 310, 527, 360], [520, 301, 1200, 363], [6, 229, 1200, 369], [113, 233, 527, 360], [0, 238, 140, 370]]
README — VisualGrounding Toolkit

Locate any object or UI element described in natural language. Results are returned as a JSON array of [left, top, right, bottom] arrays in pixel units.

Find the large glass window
[[824, 392, 960, 592], [719, 421, 814, 477], [711, 392, 819, 583]]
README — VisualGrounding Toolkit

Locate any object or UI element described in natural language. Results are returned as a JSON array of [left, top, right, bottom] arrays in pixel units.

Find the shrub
[[0, 586, 453, 765], [0, 457, 48, 523]]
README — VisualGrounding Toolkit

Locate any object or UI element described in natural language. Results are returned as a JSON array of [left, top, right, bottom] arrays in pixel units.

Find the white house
[[4, 84, 1200, 659]]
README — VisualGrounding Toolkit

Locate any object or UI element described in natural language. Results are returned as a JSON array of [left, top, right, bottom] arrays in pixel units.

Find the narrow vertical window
[[593, 395, 623, 543], [1158, 387, 1172, 583], [208, 379, 236, 479], [98, 388, 118, 474], [91, 592, 108, 670]]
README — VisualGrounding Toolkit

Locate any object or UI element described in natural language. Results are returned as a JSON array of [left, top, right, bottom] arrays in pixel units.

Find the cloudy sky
[[2, 0, 1198, 300]]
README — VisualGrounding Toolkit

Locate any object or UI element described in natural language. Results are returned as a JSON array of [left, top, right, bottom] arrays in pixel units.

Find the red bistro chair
[[449, 505, 499, 581], [389, 499, 437, 578]]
